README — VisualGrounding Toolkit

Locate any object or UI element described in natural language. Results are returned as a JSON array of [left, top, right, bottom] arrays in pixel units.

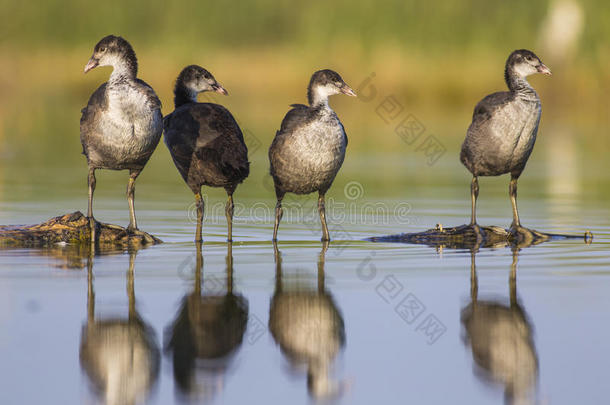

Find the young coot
[[163, 65, 249, 242], [80, 35, 163, 240], [269, 69, 356, 241], [460, 49, 551, 234]]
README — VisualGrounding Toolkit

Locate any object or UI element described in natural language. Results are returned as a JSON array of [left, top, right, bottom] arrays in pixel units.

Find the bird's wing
[[469, 91, 513, 128], [278, 104, 312, 134], [135, 78, 162, 109], [80, 83, 108, 155]]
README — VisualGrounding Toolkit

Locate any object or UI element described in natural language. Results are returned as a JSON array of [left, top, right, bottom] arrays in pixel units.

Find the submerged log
[[368, 223, 592, 250], [0, 211, 162, 248]]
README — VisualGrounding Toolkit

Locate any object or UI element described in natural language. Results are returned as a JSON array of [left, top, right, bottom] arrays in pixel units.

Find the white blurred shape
[[539, 0, 584, 62]]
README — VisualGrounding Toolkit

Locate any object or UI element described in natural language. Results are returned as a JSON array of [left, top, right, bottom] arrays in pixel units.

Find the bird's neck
[[505, 68, 538, 101], [108, 56, 138, 83], [174, 84, 198, 108], [308, 86, 331, 110]]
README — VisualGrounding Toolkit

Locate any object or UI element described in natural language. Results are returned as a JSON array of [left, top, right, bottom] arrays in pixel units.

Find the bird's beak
[[537, 63, 552, 75], [213, 83, 228, 96], [84, 57, 99, 74], [340, 84, 357, 97]]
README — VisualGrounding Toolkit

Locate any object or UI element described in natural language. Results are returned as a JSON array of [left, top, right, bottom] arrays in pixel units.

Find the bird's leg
[[225, 192, 234, 242], [87, 168, 97, 244], [126, 169, 141, 233], [469, 176, 484, 244], [508, 176, 533, 244], [470, 176, 479, 225], [273, 196, 284, 242], [509, 176, 521, 229], [318, 192, 330, 242], [195, 190, 204, 243]]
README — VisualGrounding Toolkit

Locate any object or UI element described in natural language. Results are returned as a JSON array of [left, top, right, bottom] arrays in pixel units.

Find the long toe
[[509, 224, 535, 247]]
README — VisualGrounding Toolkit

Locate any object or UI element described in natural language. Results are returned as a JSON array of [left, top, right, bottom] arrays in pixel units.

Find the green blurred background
[[0, 0, 608, 212]]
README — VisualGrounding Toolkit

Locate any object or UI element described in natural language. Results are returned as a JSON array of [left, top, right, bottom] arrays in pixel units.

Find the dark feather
[[164, 103, 249, 193], [80, 83, 108, 157]]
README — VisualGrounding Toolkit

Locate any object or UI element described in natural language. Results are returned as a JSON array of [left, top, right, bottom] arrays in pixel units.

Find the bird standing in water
[[80, 35, 163, 241], [269, 69, 356, 241], [163, 65, 249, 242], [460, 49, 551, 235]]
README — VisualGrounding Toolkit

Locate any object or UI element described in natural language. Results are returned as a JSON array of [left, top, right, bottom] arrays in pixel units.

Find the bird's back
[[461, 90, 541, 177]]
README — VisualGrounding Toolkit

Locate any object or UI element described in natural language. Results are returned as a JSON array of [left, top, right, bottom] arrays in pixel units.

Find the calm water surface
[[0, 144, 609, 405]]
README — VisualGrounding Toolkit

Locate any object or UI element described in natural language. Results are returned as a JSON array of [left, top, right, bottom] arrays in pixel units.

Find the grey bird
[[460, 50, 551, 236], [80, 35, 163, 241], [269, 69, 356, 241], [163, 65, 249, 242]]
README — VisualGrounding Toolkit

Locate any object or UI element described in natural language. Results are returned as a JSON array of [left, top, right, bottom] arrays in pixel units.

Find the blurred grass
[[0, 0, 609, 204], [2, 0, 609, 54]]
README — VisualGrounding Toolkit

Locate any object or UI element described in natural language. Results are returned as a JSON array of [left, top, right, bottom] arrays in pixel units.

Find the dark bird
[[269, 69, 356, 241], [460, 50, 551, 236], [163, 65, 249, 242], [80, 35, 163, 241]]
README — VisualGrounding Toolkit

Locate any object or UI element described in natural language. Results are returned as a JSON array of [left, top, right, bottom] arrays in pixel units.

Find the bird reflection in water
[[461, 249, 538, 405], [79, 249, 161, 405], [269, 242, 347, 399], [165, 242, 248, 402]]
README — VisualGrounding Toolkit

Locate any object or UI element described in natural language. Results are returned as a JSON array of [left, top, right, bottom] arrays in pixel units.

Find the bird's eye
[[99, 47, 106, 52]]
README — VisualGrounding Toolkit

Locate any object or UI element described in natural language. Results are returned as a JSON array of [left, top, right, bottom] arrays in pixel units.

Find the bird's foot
[[126, 225, 139, 234], [509, 223, 535, 246]]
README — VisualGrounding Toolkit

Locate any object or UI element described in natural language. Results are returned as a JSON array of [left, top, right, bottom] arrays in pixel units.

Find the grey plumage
[[269, 69, 356, 241], [460, 50, 551, 230], [80, 35, 163, 236], [163, 65, 249, 242]]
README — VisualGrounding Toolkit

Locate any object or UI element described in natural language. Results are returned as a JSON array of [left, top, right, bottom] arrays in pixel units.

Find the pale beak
[[537, 63, 552, 75], [84, 57, 99, 74], [340, 84, 357, 97], [213, 83, 228, 95]]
